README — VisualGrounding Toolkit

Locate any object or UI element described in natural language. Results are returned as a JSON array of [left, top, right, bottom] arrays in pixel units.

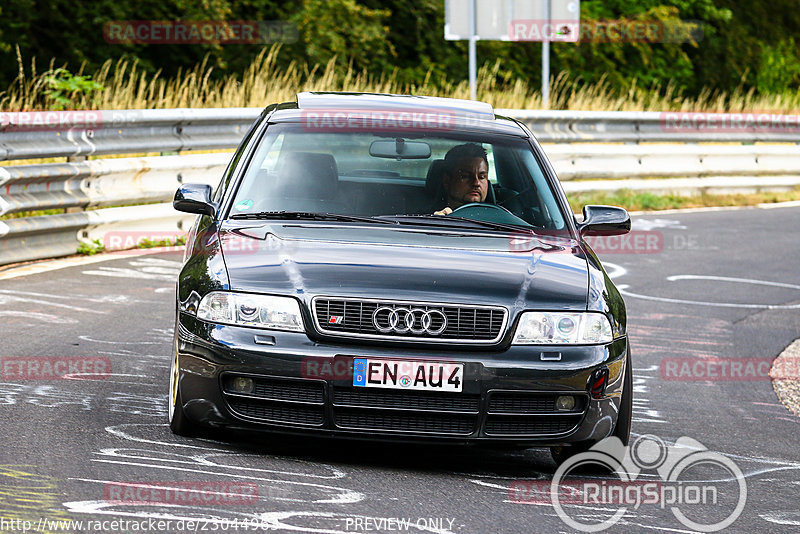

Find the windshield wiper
[[376, 214, 535, 234], [230, 211, 397, 224]]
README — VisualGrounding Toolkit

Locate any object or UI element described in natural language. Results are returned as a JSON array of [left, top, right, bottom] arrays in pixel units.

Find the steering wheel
[[450, 202, 531, 226]]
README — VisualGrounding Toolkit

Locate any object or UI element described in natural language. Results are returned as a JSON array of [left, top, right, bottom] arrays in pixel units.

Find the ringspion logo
[[513, 435, 746, 532]]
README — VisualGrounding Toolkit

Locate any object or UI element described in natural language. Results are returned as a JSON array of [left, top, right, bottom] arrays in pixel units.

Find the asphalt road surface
[[1, 204, 799, 534]]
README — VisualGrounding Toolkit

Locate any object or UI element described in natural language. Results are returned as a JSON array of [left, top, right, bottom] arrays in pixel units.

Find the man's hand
[[433, 207, 453, 216]]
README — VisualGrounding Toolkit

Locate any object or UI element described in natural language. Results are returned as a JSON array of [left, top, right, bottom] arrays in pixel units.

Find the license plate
[[352, 358, 463, 392]]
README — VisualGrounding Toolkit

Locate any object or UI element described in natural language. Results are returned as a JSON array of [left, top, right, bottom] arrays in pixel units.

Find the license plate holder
[[352, 358, 463, 393]]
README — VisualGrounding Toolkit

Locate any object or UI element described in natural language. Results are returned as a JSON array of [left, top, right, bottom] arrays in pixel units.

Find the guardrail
[[2, 107, 800, 267], [0, 108, 258, 162], [3, 109, 800, 162]]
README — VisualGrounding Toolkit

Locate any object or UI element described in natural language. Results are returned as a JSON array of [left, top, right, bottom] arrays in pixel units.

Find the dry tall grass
[[3, 46, 800, 112]]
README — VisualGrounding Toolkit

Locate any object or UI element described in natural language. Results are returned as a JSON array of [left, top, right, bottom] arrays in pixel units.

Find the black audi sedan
[[171, 92, 632, 462]]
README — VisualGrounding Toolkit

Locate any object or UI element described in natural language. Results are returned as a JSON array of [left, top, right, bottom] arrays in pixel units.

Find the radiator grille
[[313, 298, 506, 343]]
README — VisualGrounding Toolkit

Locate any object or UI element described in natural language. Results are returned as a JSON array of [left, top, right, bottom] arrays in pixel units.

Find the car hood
[[218, 223, 589, 310]]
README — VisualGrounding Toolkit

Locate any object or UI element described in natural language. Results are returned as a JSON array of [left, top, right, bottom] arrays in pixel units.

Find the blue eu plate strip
[[353, 358, 367, 387]]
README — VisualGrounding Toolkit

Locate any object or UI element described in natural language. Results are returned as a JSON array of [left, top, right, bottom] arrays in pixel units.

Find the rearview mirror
[[577, 205, 631, 236], [173, 183, 216, 217], [370, 138, 431, 159]]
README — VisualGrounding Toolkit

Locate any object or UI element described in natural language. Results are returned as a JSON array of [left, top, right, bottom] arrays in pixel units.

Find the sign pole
[[542, 0, 551, 108], [468, 0, 477, 100]]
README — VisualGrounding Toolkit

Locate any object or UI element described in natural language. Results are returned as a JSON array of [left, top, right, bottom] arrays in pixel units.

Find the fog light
[[231, 377, 254, 394], [555, 395, 576, 411]]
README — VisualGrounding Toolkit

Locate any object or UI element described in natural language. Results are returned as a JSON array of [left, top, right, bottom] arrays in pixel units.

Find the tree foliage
[[0, 0, 797, 100]]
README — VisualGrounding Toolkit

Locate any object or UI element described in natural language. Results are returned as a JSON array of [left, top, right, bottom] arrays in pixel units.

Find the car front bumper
[[175, 314, 629, 447]]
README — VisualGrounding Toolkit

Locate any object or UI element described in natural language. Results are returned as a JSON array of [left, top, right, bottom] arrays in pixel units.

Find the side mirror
[[577, 205, 631, 236], [173, 184, 216, 217]]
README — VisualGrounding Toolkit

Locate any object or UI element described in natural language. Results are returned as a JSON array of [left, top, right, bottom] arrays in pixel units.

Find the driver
[[434, 143, 489, 215]]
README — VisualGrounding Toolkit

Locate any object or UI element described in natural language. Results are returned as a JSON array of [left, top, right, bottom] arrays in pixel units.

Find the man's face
[[442, 157, 489, 209]]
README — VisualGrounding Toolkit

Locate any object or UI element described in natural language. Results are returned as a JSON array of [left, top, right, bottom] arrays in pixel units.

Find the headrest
[[425, 159, 447, 196], [276, 152, 338, 199]]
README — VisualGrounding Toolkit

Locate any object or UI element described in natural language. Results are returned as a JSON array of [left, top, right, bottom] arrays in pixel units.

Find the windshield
[[228, 123, 567, 230]]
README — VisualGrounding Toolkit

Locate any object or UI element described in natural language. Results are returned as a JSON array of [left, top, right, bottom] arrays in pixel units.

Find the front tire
[[168, 333, 193, 436], [613, 353, 633, 446]]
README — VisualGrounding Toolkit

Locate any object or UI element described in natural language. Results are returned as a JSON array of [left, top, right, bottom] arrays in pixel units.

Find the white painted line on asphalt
[[105, 423, 231, 451], [630, 218, 687, 230], [79, 335, 163, 345], [61, 500, 270, 528], [628, 205, 755, 216], [619, 274, 800, 308], [0, 291, 105, 314], [81, 266, 177, 280], [761, 512, 800, 527], [88, 458, 364, 504], [0, 289, 135, 304], [94, 447, 347, 480], [629, 199, 800, 216], [617, 285, 800, 309], [0, 310, 79, 324], [602, 262, 627, 279], [666, 275, 800, 290], [0, 247, 178, 280], [757, 200, 800, 209]]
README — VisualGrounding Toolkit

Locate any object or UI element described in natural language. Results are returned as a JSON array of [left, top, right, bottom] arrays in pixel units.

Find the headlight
[[512, 312, 612, 344], [197, 292, 304, 332]]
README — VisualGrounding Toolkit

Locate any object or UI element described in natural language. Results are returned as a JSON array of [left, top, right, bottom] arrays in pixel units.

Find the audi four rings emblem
[[372, 307, 447, 335]]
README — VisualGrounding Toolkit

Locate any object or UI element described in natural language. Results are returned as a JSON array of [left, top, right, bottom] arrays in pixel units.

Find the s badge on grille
[[329, 316, 344, 324]]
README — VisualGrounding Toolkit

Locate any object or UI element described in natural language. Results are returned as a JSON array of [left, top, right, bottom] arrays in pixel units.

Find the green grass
[[76, 239, 105, 255], [568, 187, 800, 212], [0, 209, 69, 220], [135, 236, 187, 249], [75, 235, 185, 255], [5, 46, 800, 113]]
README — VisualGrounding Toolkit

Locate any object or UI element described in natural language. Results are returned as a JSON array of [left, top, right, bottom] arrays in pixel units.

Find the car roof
[[263, 92, 529, 138]]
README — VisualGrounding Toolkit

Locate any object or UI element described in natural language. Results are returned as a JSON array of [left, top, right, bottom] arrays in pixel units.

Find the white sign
[[445, 0, 580, 42]]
